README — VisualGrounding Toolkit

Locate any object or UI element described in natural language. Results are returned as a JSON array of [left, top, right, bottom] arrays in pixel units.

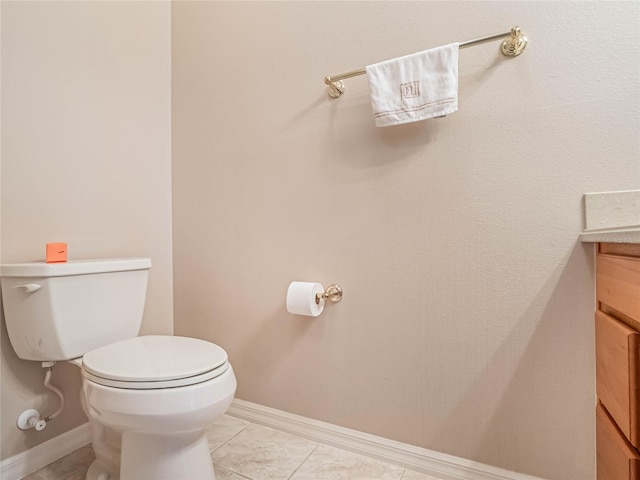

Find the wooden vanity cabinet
[[595, 243, 640, 480]]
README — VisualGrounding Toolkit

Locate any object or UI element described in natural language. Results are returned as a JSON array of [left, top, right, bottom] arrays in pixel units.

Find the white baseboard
[[227, 399, 546, 480], [0, 402, 547, 480], [0, 422, 91, 480]]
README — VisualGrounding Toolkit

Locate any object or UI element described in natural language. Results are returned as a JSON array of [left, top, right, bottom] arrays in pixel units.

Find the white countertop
[[580, 190, 640, 244]]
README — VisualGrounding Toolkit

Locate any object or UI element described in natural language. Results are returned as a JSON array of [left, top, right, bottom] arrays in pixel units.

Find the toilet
[[0, 258, 236, 480]]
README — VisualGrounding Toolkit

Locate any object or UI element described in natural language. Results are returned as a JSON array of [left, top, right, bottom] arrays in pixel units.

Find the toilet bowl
[[78, 335, 237, 480], [0, 258, 237, 480]]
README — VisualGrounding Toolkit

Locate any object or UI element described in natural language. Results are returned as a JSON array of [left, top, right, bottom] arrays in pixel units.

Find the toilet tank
[[0, 258, 151, 361]]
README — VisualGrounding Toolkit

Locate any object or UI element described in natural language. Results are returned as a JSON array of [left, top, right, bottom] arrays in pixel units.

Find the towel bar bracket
[[326, 79, 345, 98], [324, 26, 527, 98], [500, 27, 527, 57]]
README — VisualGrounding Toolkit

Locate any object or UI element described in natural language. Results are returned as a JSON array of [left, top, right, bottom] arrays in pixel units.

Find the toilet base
[[85, 429, 216, 480], [120, 430, 215, 480]]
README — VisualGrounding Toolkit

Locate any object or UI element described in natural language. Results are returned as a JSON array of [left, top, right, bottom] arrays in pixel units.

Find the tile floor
[[23, 415, 443, 480]]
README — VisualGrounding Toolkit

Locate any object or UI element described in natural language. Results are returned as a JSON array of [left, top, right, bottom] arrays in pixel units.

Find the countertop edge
[[579, 228, 640, 244]]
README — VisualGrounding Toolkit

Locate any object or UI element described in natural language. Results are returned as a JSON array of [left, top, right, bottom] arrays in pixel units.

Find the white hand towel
[[365, 43, 459, 127]]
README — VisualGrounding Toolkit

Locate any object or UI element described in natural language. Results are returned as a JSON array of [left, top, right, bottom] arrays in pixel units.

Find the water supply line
[[42, 361, 65, 422], [17, 361, 65, 432]]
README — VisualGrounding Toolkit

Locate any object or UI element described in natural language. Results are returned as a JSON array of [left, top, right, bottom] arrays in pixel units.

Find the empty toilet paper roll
[[286, 282, 324, 317]]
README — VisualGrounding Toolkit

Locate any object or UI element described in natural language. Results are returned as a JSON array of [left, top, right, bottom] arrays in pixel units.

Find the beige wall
[[2, 1, 638, 477], [1, 1, 172, 459], [172, 2, 639, 480]]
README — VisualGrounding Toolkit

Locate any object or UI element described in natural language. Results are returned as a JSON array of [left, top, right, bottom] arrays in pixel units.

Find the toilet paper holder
[[315, 284, 342, 305]]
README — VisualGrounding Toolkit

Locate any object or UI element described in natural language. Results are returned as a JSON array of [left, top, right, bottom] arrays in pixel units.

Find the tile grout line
[[285, 444, 320, 480], [215, 464, 254, 480], [213, 462, 254, 480], [210, 419, 256, 479], [210, 419, 254, 455]]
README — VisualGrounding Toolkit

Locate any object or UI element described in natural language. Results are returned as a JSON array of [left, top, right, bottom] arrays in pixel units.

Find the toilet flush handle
[[12, 284, 42, 293]]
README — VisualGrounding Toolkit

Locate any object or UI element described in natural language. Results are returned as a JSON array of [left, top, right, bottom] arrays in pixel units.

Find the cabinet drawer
[[597, 403, 640, 480], [596, 310, 640, 448], [597, 253, 640, 327]]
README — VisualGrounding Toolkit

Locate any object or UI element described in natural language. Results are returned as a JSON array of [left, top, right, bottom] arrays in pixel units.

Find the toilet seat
[[81, 335, 229, 389]]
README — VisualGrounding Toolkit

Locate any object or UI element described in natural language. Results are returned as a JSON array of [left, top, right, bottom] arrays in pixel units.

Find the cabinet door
[[596, 310, 640, 449], [597, 403, 640, 480]]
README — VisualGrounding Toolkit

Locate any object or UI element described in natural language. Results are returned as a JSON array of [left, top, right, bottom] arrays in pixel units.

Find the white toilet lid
[[82, 335, 229, 389]]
